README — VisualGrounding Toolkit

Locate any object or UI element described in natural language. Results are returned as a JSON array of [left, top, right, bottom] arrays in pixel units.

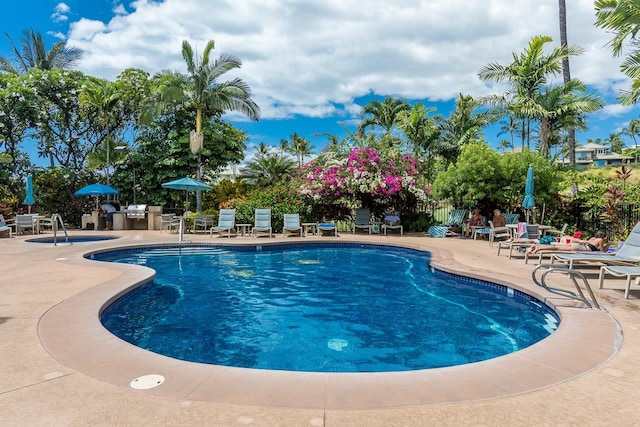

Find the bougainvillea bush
[[296, 147, 429, 217]]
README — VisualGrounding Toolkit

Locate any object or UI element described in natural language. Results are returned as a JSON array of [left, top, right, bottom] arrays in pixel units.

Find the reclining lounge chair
[[428, 208, 467, 238]]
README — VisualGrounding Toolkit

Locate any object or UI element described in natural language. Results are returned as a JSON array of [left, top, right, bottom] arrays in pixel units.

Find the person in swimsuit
[[527, 230, 608, 255]]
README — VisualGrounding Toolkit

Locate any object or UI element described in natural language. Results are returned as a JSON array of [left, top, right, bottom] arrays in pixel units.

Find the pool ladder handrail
[[532, 263, 599, 309], [51, 213, 70, 246]]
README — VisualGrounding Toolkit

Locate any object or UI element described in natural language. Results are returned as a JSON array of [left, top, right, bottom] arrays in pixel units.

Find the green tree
[[595, 0, 640, 104], [146, 39, 260, 211], [478, 35, 585, 157], [286, 133, 313, 166], [0, 28, 83, 74], [622, 118, 640, 162], [607, 131, 626, 153], [358, 97, 410, 147], [241, 153, 297, 189], [558, 0, 577, 166], [396, 103, 441, 183]]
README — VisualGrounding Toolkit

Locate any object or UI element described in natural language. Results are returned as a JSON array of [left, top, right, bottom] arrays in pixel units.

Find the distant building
[[213, 165, 242, 183], [556, 142, 634, 169]]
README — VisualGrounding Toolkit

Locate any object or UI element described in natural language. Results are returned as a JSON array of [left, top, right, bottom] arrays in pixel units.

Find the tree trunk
[[558, 0, 576, 166]]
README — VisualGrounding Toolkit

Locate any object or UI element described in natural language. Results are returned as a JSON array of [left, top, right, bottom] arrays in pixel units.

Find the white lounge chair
[[283, 213, 303, 237], [252, 208, 272, 238], [210, 209, 237, 238], [598, 265, 640, 299], [551, 223, 640, 269], [353, 208, 372, 234], [0, 214, 12, 238]]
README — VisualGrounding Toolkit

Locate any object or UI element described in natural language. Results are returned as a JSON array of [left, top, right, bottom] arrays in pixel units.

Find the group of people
[[466, 208, 506, 235]]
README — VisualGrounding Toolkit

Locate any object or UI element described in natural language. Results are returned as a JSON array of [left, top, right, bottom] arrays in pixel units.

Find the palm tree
[[607, 131, 626, 153], [496, 115, 522, 151], [287, 133, 312, 166], [0, 28, 83, 74], [396, 103, 440, 182], [241, 153, 296, 188], [530, 81, 604, 157], [358, 97, 410, 147], [148, 39, 260, 211], [255, 142, 271, 159], [558, 0, 578, 166], [478, 35, 585, 151], [595, 0, 640, 104], [622, 118, 640, 163]]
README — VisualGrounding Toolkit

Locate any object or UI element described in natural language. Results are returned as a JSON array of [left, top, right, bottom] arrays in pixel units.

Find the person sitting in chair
[[526, 230, 609, 255], [384, 210, 400, 226]]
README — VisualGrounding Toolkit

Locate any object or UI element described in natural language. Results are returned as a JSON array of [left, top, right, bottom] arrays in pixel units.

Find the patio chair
[[550, 223, 640, 269], [503, 213, 520, 225], [487, 220, 510, 247], [252, 208, 272, 238], [16, 214, 36, 235], [282, 213, 303, 237], [353, 208, 372, 234], [160, 214, 180, 233], [193, 214, 214, 233], [427, 208, 467, 238], [210, 209, 237, 238]]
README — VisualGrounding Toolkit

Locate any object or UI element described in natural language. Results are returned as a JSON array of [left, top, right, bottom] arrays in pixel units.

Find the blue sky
[[1, 0, 638, 167]]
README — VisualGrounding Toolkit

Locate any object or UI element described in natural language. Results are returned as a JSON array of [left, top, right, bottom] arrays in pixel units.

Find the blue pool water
[[27, 235, 118, 243], [98, 244, 558, 372]]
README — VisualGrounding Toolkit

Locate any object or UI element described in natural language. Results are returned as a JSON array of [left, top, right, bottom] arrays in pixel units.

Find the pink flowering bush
[[297, 147, 429, 210]]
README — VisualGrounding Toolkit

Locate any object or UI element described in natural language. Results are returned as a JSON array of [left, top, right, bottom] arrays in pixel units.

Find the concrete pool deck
[[1, 229, 640, 426]]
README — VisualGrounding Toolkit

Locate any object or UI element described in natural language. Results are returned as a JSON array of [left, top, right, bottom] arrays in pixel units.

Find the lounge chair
[[383, 223, 403, 236], [550, 223, 640, 269], [353, 208, 372, 234], [252, 208, 272, 238], [210, 209, 237, 238], [545, 223, 568, 238], [427, 208, 467, 238], [318, 222, 337, 237], [0, 214, 11, 238], [496, 224, 539, 259], [487, 220, 510, 247], [598, 265, 640, 299], [282, 213, 303, 237], [504, 213, 520, 225]]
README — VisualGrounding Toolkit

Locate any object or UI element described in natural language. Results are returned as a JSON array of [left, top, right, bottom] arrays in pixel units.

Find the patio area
[[2, 229, 640, 426]]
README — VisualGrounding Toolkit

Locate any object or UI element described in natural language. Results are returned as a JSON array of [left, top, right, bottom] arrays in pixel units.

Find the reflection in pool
[[27, 235, 119, 244], [97, 244, 559, 372]]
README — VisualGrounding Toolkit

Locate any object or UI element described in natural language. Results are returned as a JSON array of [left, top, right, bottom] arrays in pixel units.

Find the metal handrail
[[51, 214, 70, 246], [532, 264, 600, 309]]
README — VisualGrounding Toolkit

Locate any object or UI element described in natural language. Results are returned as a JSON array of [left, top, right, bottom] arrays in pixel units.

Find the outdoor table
[[236, 223, 251, 236], [302, 222, 318, 236]]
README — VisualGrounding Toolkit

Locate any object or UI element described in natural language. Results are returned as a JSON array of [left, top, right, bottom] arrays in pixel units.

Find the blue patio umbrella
[[161, 177, 212, 191], [23, 175, 35, 213], [74, 183, 120, 196], [75, 183, 119, 209], [522, 166, 535, 222], [162, 177, 212, 208]]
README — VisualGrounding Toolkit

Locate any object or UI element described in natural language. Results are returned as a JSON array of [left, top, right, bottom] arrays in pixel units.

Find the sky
[[1, 0, 638, 167]]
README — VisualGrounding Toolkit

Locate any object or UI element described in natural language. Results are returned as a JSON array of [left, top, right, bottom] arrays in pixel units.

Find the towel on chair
[[517, 222, 528, 239]]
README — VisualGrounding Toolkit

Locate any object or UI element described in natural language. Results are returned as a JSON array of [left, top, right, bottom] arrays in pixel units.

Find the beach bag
[[538, 235, 556, 245]]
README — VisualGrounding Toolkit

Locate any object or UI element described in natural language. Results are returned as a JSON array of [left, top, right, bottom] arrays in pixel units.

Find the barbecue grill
[[125, 204, 147, 220]]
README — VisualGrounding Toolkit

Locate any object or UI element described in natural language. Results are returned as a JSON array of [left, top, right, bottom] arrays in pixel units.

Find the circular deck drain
[[130, 374, 165, 389]]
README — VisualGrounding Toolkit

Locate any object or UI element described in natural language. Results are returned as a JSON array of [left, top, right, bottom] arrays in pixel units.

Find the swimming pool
[[96, 243, 558, 373], [26, 235, 119, 243]]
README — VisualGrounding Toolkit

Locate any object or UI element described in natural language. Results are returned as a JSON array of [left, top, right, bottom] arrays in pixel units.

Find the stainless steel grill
[[126, 204, 147, 220]]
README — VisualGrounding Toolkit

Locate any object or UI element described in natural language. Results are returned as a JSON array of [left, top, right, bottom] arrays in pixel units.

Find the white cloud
[[51, 2, 71, 23], [64, 0, 630, 123]]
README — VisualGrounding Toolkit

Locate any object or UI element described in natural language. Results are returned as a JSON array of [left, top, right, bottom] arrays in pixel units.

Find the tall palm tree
[[287, 133, 312, 166], [478, 35, 585, 150], [558, 0, 577, 166], [607, 131, 626, 153], [0, 28, 83, 74], [148, 39, 260, 211], [255, 142, 271, 159], [396, 103, 440, 182], [496, 115, 522, 151]]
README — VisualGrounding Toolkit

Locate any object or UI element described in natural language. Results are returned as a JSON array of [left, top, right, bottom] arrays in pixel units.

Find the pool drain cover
[[130, 374, 165, 390]]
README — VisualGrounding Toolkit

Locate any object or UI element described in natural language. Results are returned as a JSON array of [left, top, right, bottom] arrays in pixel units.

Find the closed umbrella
[[522, 166, 535, 223], [23, 175, 35, 213]]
